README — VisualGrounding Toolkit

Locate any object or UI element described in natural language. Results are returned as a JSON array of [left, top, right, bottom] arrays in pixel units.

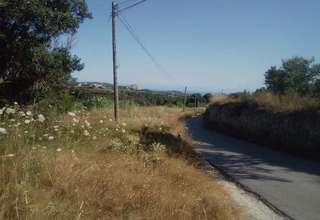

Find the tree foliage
[[264, 57, 320, 96], [0, 0, 92, 102]]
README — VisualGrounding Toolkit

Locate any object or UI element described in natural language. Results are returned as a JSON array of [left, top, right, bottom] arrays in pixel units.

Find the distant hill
[[75, 82, 185, 97]]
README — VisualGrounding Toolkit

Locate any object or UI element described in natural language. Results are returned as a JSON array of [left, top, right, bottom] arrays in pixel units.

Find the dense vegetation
[[69, 86, 211, 109], [264, 57, 320, 96], [204, 57, 320, 160], [0, 0, 91, 102]]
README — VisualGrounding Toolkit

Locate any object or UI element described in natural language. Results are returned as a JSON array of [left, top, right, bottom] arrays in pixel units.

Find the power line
[[118, 15, 178, 83], [117, 0, 147, 14], [118, 0, 142, 6]]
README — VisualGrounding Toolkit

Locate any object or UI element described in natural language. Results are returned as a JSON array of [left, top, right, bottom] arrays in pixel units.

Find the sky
[[72, 0, 320, 93]]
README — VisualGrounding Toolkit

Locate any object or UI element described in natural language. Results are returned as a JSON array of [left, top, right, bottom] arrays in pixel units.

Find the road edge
[[204, 159, 294, 220]]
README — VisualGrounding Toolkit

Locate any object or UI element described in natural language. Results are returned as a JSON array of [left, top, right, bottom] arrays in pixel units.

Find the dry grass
[[216, 92, 320, 112], [0, 105, 241, 219]]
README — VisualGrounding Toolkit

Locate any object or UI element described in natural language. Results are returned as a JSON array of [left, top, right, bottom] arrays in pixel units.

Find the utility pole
[[183, 86, 188, 112], [112, 0, 119, 122], [195, 96, 197, 108]]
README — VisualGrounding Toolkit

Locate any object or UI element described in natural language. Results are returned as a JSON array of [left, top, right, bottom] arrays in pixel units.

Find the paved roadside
[[186, 116, 320, 220]]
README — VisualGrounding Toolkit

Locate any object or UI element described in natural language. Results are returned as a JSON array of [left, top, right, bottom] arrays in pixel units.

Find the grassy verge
[[0, 105, 240, 219], [204, 92, 320, 160]]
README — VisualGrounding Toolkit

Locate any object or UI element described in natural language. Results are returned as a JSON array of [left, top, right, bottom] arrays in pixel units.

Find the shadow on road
[[186, 115, 320, 183]]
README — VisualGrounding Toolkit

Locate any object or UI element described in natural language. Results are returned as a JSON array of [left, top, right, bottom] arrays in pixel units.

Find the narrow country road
[[186, 116, 320, 220]]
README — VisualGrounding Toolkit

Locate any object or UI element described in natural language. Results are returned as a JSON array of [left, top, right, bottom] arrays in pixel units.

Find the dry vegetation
[[204, 92, 320, 159], [0, 105, 240, 219], [210, 93, 320, 112]]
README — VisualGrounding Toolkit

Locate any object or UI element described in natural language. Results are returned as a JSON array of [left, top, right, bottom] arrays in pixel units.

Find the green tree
[[265, 57, 320, 96], [265, 66, 286, 94], [0, 0, 92, 102], [282, 57, 314, 95]]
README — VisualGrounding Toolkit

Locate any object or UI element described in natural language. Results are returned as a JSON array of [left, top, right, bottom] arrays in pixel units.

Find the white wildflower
[[121, 129, 126, 134], [43, 134, 49, 137], [24, 119, 31, 124], [10, 119, 16, 122], [24, 131, 28, 134], [4, 154, 15, 158], [14, 123, 21, 127], [38, 114, 46, 123], [72, 118, 79, 123], [18, 111, 26, 117], [48, 136, 54, 141], [84, 130, 90, 136], [99, 120, 104, 124], [32, 147, 37, 150], [0, 107, 5, 115], [26, 111, 32, 116], [84, 120, 91, 127], [56, 148, 62, 152], [109, 118, 113, 122], [68, 112, 76, 117], [5, 108, 15, 114], [121, 122, 127, 127], [14, 102, 18, 105], [0, 127, 8, 135], [92, 136, 97, 140]]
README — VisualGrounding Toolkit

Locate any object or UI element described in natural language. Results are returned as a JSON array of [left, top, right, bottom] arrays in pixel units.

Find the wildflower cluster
[[0, 104, 134, 156]]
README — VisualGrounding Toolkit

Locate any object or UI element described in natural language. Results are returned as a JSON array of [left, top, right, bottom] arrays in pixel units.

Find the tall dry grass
[[216, 92, 320, 112], [1, 105, 240, 219]]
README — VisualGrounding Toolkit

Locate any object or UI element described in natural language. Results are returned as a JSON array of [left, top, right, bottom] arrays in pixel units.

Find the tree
[[0, 0, 92, 102], [264, 57, 320, 96], [265, 66, 286, 94], [282, 57, 314, 95]]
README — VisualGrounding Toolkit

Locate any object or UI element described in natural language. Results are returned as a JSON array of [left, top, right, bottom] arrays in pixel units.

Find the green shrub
[[81, 97, 113, 109]]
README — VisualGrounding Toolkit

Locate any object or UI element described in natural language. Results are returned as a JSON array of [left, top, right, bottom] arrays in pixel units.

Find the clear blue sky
[[72, 0, 320, 93]]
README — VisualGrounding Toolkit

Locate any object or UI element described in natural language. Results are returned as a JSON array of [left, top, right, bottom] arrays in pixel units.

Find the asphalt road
[[186, 116, 320, 220]]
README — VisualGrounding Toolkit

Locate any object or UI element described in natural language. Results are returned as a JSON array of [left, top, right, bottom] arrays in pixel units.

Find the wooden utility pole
[[183, 86, 188, 112], [195, 96, 197, 108], [112, 0, 119, 122]]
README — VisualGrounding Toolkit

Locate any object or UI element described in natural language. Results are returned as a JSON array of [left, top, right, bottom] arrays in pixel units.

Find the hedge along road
[[186, 115, 320, 220]]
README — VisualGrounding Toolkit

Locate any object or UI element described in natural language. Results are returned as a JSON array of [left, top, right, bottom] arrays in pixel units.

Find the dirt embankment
[[203, 101, 320, 160]]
